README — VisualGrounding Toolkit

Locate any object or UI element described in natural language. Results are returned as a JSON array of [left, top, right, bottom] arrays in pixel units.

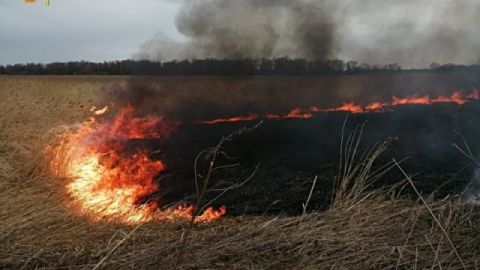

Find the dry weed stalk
[[175, 123, 261, 267], [393, 159, 466, 269], [192, 122, 262, 220], [333, 121, 398, 209]]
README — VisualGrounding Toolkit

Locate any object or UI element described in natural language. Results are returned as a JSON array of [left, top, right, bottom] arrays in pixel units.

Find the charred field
[[2, 73, 480, 269]]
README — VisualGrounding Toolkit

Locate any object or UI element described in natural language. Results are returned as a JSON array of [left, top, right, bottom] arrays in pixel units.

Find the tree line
[[0, 58, 479, 75]]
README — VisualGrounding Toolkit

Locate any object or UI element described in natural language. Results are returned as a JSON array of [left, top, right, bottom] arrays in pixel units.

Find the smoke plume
[[135, 0, 339, 61], [135, 0, 480, 68]]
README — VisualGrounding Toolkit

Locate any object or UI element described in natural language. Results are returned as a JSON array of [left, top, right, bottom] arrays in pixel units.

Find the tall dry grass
[[0, 77, 479, 269]]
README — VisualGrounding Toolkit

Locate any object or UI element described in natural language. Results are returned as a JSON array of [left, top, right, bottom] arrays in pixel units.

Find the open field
[[1, 75, 480, 269]]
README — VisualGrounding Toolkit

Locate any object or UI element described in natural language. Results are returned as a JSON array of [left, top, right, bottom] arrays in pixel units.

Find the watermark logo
[[24, 0, 50, 7]]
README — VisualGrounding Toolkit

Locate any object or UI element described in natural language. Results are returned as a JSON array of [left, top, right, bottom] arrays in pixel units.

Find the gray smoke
[[337, 0, 480, 68], [462, 167, 480, 205], [135, 0, 480, 68], [135, 0, 339, 61]]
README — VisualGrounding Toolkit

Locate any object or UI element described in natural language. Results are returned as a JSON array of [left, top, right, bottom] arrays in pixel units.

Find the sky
[[0, 0, 183, 64]]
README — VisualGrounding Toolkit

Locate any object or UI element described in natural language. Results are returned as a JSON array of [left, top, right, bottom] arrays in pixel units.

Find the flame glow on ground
[[50, 105, 226, 225], [199, 90, 479, 124]]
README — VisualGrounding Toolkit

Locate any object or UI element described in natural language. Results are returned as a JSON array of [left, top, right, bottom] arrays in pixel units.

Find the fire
[[365, 102, 386, 111], [47, 89, 479, 224], [198, 89, 479, 124], [157, 205, 227, 223], [391, 95, 431, 105], [201, 113, 258, 125], [49, 105, 226, 225], [329, 102, 364, 113], [284, 108, 314, 119], [67, 151, 163, 224]]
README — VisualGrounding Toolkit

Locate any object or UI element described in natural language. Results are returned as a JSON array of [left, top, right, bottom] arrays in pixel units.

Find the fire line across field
[[52, 91, 480, 220]]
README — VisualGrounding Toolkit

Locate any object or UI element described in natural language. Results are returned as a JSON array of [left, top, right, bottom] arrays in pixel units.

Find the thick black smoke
[[135, 0, 480, 68]]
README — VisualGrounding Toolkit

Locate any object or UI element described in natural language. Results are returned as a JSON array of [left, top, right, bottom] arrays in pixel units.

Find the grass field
[[1, 75, 480, 269]]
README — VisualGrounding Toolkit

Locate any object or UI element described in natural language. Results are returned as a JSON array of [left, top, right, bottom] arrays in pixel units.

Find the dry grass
[[0, 76, 479, 269]]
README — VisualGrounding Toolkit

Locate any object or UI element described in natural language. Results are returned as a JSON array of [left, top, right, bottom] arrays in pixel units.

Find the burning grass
[[197, 89, 479, 124], [47, 104, 227, 225], [1, 77, 480, 269]]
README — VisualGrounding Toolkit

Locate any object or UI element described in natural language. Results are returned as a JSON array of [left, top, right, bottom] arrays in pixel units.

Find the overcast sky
[[0, 0, 183, 64]]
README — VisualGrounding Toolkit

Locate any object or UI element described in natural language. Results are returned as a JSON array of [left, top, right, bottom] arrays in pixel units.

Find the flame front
[[49, 89, 479, 224], [49, 105, 226, 225], [198, 89, 479, 124]]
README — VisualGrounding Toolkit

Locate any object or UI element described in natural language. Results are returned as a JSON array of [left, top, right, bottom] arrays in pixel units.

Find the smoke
[[135, 0, 480, 68], [337, 0, 480, 68], [135, 0, 339, 61], [462, 167, 480, 205]]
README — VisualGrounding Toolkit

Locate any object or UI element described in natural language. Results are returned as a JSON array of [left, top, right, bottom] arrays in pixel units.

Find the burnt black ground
[[143, 101, 480, 216]]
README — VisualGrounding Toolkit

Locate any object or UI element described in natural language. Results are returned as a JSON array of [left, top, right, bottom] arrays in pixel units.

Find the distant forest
[[1, 59, 479, 75]]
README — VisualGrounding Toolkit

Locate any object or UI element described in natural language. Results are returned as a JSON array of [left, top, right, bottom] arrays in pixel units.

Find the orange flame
[[50, 105, 225, 225], [329, 102, 364, 113], [198, 89, 479, 125], [365, 102, 386, 111], [284, 108, 314, 119], [201, 113, 259, 125], [48, 89, 479, 224]]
